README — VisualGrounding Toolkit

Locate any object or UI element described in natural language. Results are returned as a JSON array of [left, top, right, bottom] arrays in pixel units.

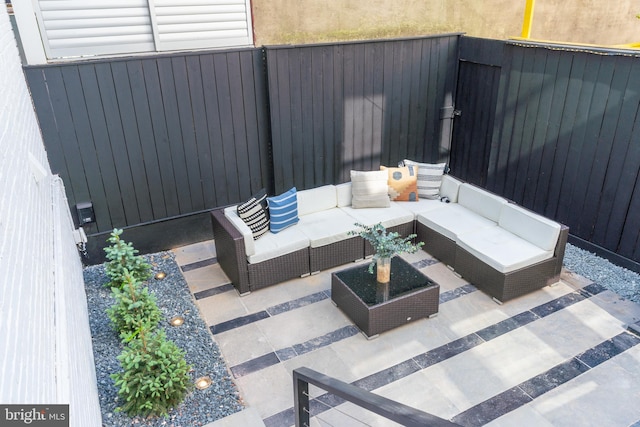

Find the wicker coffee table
[[331, 257, 440, 338]]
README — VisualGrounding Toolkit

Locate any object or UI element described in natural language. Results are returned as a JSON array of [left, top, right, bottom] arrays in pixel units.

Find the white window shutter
[[35, 0, 155, 59], [151, 0, 253, 51], [32, 0, 254, 61]]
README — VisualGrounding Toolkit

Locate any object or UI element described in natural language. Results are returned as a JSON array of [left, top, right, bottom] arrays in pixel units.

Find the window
[[25, 0, 253, 61]]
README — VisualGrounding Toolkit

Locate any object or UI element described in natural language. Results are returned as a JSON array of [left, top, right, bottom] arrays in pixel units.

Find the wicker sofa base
[[453, 224, 569, 303], [248, 248, 311, 294], [310, 237, 364, 273], [455, 246, 560, 303], [415, 221, 456, 267]]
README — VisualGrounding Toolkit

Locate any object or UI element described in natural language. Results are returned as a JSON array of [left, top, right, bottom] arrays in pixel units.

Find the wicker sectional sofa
[[415, 179, 569, 303], [211, 175, 568, 303], [211, 182, 415, 295]]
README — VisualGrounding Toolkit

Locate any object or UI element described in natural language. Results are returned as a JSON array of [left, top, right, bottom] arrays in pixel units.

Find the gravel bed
[[84, 251, 243, 427], [564, 243, 640, 304]]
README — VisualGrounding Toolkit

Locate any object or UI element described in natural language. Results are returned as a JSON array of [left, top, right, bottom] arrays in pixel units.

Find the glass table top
[[334, 257, 435, 306]]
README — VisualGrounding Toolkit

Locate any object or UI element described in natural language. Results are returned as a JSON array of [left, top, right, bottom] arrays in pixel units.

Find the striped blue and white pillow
[[400, 160, 447, 200], [267, 187, 299, 233], [237, 189, 270, 240]]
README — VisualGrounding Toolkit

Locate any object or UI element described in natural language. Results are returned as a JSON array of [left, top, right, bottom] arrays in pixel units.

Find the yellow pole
[[521, 0, 535, 39]]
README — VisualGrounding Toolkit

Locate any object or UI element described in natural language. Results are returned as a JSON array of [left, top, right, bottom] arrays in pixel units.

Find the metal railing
[[293, 367, 462, 426]]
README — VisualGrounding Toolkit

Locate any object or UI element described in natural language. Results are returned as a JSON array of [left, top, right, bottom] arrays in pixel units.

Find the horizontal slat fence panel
[[265, 35, 461, 192], [24, 48, 271, 240]]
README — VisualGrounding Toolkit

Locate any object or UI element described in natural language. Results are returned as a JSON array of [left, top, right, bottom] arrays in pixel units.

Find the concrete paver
[[174, 240, 640, 427]]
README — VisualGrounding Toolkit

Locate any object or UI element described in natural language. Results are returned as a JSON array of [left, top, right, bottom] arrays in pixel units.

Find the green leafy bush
[[111, 329, 192, 417], [107, 273, 161, 339], [104, 228, 151, 288]]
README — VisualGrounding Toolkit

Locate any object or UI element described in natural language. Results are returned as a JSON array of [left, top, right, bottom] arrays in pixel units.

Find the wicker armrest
[[553, 224, 570, 275], [211, 209, 250, 292]]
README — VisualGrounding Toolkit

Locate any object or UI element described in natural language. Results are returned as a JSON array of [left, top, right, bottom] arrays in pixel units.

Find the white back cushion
[[440, 175, 463, 202], [458, 184, 507, 222], [499, 204, 561, 251], [336, 182, 352, 207], [297, 185, 337, 216]]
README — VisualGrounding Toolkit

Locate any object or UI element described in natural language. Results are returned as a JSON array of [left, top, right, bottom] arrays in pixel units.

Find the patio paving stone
[[173, 239, 640, 426], [182, 263, 230, 293], [512, 345, 640, 426], [197, 289, 251, 325], [587, 289, 640, 325], [369, 369, 463, 420], [214, 323, 273, 366], [422, 261, 470, 292], [253, 299, 354, 350], [173, 239, 216, 266], [233, 363, 293, 419], [204, 407, 266, 427], [237, 273, 327, 313]]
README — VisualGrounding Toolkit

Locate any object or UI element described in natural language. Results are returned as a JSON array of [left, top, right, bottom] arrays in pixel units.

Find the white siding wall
[[0, 4, 101, 426]]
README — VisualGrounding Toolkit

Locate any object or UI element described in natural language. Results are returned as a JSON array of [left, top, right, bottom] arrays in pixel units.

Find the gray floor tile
[[173, 239, 216, 266], [175, 239, 640, 427]]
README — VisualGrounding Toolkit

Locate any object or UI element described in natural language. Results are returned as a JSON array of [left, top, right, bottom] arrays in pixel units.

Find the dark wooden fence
[[266, 34, 460, 192], [449, 37, 504, 187], [24, 34, 640, 270], [25, 48, 271, 258], [25, 35, 460, 261], [454, 37, 640, 271]]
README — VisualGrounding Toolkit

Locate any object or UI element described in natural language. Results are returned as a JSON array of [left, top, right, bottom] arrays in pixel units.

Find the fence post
[[293, 370, 310, 427]]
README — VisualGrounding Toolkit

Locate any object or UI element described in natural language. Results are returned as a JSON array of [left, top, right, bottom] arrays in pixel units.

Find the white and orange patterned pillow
[[380, 165, 419, 201]]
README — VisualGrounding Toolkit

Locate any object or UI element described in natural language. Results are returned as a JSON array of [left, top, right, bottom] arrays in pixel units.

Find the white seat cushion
[[297, 209, 358, 248], [392, 198, 446, 217], [398, 175, 463, 218], [457, 184, 508, 222], [417, 204, 497, 241], [457, 227, 554, 273], [341, 203, 414, 229], [499, 204, 561, 251], [248, 225, 310, 264]]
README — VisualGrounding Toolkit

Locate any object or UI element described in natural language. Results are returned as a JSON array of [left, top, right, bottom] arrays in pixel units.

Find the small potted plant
[[349, 223, 424, 284]]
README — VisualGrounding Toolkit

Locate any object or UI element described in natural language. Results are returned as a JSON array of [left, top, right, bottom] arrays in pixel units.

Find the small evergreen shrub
[[111, 329, 193, 417], [104, 228, 191, 418], [107, 273, 162, 339], [104, 228, 151, 288]]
